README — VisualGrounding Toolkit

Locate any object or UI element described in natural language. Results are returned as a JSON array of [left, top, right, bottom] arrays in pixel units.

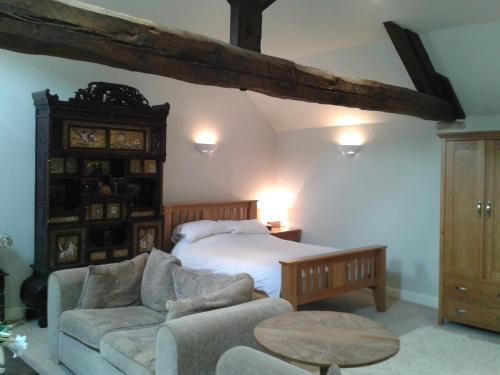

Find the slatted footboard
[[280, 245, 387, 311]]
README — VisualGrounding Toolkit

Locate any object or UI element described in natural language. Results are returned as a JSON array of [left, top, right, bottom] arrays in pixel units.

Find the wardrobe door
[[443, 140, 485, 279], [484, 140, 500, 284]]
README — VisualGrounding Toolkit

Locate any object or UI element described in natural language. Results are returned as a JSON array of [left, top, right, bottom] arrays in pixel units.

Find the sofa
[[48, 265, 293, 375], [216, 346, 342, 375]]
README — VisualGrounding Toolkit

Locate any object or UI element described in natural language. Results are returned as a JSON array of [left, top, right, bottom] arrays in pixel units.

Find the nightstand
[[270, 227, 302, 242]]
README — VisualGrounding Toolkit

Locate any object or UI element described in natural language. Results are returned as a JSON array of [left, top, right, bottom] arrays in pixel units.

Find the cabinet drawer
[[444, 276, 500, 307], [443, 298, 500, 332]]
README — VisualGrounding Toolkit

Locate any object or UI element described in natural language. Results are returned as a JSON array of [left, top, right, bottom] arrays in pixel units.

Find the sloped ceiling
[[85, 0, 500, 131]]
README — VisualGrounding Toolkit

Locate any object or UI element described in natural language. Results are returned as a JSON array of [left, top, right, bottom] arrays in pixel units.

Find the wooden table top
[[254, 311, 399, 368]]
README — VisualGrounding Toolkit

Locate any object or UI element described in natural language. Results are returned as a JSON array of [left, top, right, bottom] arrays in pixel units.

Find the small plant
[[0, 322, 27, 373]]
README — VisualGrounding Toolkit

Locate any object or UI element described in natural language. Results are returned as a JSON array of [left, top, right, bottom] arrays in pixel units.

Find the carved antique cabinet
[[439, 131, 500, 332], [22, 83, 169, 326]]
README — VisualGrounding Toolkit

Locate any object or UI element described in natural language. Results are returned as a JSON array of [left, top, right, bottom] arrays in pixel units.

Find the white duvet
[[172, 233, 339, 298]]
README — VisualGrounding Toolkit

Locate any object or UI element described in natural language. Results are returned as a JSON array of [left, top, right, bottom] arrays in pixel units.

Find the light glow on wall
[[257, 188, 295, 227], [194, 130, 218, 145], [334, 116, 365, 126], [338, 131, 364, 146]]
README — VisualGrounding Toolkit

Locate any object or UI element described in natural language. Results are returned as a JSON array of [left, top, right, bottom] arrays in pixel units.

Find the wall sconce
[[195, 142, 218, 154], [338, 131, 363, 157], [194, 130, 218, 155], [338, 144, 361, 157]]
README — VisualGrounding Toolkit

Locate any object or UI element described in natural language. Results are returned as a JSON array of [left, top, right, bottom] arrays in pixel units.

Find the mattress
[[172, 233, 339, 298]]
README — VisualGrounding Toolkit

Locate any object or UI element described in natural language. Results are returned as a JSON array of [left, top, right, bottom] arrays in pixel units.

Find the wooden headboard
[[162, 200, 257, 251]]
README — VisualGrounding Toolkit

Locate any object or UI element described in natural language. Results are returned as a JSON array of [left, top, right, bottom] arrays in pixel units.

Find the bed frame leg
[[372, 247, 387, 312], [371, 285, 387, 312], [281, 263, 299, 311]]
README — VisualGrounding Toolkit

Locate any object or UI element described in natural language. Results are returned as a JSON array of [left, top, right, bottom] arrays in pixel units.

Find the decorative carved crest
[[70, 82, 150, 108]]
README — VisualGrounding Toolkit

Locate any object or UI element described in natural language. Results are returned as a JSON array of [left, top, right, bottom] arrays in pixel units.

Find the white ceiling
[[85, 0, 500, 130], [87, 0, 500, 59]]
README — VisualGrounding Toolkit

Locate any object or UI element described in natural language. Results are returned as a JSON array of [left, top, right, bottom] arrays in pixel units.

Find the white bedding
[[172, 233, 340, 298]]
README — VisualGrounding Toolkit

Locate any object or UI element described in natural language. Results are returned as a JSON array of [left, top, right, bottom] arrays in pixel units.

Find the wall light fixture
[[194, 130, 218, 155], [338, 144, 361, 157], [195, 142, 218, 154], [338, 131, 363, 157]]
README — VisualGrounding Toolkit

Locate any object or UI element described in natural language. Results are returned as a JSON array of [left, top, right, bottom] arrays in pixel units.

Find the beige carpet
[[342, 326, 500, 375]]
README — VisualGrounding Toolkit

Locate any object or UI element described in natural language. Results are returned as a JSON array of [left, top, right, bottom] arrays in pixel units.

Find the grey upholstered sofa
[[217, 346, 342, 375], [48, 267, 293, 375]]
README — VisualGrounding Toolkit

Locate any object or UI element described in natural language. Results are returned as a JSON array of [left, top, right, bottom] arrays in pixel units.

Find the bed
[[163, 200, 387, 311]]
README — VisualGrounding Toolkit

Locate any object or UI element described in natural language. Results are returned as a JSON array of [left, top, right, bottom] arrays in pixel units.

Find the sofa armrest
[[47, 267, 88, 361], [217, 346, 342, 375], [217, 346, 309, 375], [155, 298, 293, 375]]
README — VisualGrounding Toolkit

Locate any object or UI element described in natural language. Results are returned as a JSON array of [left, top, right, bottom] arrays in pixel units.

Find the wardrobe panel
[[443, 141, 485, 279]]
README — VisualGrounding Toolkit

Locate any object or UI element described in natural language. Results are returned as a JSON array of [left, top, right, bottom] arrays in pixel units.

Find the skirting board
[[386, 286, 439, 308]]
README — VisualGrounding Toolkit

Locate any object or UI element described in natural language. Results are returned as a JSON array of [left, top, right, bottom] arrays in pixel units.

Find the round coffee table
[[254, 311, 399, 375]]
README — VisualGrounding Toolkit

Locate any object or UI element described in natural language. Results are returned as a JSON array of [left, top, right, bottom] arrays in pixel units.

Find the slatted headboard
[[162, 200, 258, 251]]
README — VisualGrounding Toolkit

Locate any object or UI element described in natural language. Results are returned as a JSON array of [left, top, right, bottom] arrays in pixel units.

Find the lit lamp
[[257, 189, 294, 228], [338, 132, 363, 157], [194, 131, 218, 155], [338, 144, 361, 157]]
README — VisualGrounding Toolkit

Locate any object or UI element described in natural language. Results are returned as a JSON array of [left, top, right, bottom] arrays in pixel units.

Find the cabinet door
[[484, 140, 500, 283], [443, 140, 485, 279]]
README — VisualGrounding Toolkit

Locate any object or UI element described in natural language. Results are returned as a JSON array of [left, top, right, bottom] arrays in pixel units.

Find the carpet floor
[[12, 290, 500, 375], [342, 326, 500, 375]]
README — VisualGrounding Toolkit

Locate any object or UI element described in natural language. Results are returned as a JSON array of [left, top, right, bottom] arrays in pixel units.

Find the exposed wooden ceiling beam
[[228, 0, 276, 52], [228, 0, 263, 52], [0, 0, 456, 122], [384, 21, 465, 119]]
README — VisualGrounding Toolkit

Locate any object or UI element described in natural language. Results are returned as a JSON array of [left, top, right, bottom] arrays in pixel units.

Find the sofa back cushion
[[140, 248, 181, 312], [78, 253, 148, 309], [166, 267, 254, 320]]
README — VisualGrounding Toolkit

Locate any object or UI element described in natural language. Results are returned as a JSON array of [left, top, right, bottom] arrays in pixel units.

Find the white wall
[[276, 115, 500, 307], [0, 49, 276, 320]]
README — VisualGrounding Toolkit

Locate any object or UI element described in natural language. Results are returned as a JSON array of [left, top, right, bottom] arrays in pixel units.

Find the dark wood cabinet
[[22, 82, 169, 326]]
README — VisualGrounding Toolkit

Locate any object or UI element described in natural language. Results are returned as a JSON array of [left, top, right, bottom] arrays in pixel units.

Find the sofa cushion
[[172, 267, 253, 299], [59, 306, 164, 350], [100, 326, 158, 375], [78, 253, 148, 309], [166, 278, 254, 321], [141, 249, 181, 312]]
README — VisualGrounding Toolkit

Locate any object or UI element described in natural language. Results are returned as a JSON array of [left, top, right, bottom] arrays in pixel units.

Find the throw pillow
[[172, 267, 253, 299], [218, 219, 270, 234], [172, 220, 229, 243], [165, 277, 254, 321], [140, 248, 182, 312], [77, 253, 148, 309]]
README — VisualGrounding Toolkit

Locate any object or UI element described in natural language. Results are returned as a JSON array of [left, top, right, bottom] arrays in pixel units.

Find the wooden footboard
[[280, 245, 387, 311]]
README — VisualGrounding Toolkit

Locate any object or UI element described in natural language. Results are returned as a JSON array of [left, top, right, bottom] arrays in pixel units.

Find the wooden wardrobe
[[439, 131, 500, 332]]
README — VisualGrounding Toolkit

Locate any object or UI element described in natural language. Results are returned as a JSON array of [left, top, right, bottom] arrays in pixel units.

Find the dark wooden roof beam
[[0, 0, 456, 122], [384, 21, 465, 119], [227, 0, 276, 52]]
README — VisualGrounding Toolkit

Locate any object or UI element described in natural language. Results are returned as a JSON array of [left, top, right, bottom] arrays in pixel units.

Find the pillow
[[77, 253, 148, 309], [218, 219, 270, 234], [172, 267, 253, 299], [165, 278, 254, 321], [173, 220, 229, 243], [140, 248, 182, 312]]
